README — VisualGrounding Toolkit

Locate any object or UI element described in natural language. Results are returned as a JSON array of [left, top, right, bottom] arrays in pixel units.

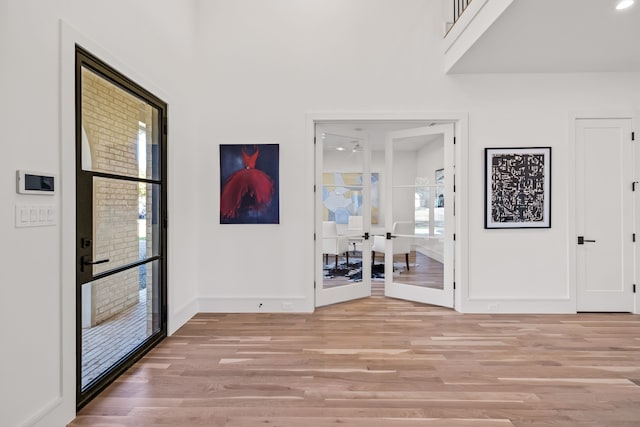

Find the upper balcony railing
[[453, 0, 473, 24], [445, 0, 473, 36]]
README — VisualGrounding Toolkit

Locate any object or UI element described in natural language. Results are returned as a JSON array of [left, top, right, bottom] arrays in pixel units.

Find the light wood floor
[[70, 297, 640, 427]]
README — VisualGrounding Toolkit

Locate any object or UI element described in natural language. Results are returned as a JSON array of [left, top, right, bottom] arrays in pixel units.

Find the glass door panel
[[80, 259, 160, 388], [76, 48, 166, 408], [383, 125, 454, 307], [316, 128, 372, 306], [80, 67, 160, 181], [91, 178, 160, 273]]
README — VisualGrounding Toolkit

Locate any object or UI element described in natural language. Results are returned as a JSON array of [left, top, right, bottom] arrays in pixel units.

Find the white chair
[[371, 221, 413, 270], [347, 215, 363, 232], [322, 221, 349, 268], [347, 215, 363, 253]]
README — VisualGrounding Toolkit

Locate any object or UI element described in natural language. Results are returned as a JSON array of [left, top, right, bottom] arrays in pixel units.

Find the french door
[[75, 47, 167, 408], [314, 122, 456, 309], [315, 126, 372, 306], [383, 124, 455, 307]]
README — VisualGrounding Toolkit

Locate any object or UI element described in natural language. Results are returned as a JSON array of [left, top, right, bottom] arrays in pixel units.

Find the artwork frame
[[220, 143, 280, 224], [484, 147, 551, 229]]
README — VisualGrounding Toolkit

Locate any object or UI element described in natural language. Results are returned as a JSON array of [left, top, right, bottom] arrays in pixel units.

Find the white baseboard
[[198, 296, 312, 313], [26, 396, 68, 427], [169, 298, 199, 335], [415, 244, 444, 263], [461, 298, 575, 314]]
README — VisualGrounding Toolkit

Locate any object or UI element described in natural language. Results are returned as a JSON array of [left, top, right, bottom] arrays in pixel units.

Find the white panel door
[[576, 119, 634, 312], [383, 124, 455, 308], [315, 126, 372, 307]]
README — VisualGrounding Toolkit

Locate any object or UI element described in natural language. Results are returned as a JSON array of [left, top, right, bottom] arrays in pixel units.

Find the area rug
[[323, 258, 417, 282]]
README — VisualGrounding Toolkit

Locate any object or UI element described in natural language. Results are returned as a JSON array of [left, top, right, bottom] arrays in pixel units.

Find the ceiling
[[319, 122, 445, 152], [449, 0, 640, 73]]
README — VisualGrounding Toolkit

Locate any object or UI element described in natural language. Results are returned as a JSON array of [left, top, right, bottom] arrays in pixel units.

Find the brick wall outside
[[82, 68, 154, 326]]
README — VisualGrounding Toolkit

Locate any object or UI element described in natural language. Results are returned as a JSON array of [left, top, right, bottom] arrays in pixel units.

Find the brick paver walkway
[[81, 289, 148, 388]]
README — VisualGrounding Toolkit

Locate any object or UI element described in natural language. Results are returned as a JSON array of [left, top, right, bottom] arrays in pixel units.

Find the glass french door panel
[[321, 137, 367, 289], [80, 260, 160, 389], [80, 66, 161, 181], [389, 137, 445, 290], [414, 184, 445, 237], [92, 178, 160, 275]]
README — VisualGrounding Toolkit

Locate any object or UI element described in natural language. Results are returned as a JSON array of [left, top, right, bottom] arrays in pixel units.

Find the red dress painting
[[220, 146, 274, 219]]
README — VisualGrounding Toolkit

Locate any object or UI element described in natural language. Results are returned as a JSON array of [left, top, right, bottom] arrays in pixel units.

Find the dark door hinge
[[632, 131, 635, 141], [453, 137, 456, 145], [314, 137, 317, 145], [453, 281, 456, 290], [453, 233, 456, 241], [633, 284, 636, 293], [314, 184, 316, 192], [314, 232, 316, 241], [633, 181, 638, 191], [634, 233, 636, 243]]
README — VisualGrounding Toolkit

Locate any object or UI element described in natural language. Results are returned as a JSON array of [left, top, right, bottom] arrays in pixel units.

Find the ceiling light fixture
[[336, 146, 345, 151], [616, 0, 634, 10]]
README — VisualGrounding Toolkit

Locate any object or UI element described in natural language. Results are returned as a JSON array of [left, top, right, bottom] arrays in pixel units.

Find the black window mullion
[[91, 170, 162, 185]]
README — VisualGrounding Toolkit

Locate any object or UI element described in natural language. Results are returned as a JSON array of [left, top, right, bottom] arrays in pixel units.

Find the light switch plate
[[15, 204, 56, 228]]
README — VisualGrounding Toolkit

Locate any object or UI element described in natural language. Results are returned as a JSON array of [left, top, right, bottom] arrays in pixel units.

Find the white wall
[[417, 139, 445, 184], [0, 0, 199, 425], [2, 0, 640, 424], [192, 0, 640, 315]]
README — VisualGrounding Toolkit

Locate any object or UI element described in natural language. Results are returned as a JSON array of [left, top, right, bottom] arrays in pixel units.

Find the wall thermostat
[[16, 170, 56, 195]]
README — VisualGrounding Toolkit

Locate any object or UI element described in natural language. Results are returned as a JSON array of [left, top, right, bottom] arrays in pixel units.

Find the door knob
[[577, 236, 596, 245]]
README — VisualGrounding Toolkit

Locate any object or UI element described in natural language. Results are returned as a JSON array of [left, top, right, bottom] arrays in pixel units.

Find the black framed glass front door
[[75, 46, 167, 409]]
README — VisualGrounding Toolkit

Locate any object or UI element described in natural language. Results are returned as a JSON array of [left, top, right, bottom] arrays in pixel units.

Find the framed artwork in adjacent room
[[322, 172, 380, 224], [220, 144, 280, 224], [484, 147, 551, 229]]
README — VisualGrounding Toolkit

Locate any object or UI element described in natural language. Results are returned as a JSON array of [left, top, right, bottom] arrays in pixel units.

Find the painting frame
[[484, 147, 551, 229], [220, 143, 280, 224]]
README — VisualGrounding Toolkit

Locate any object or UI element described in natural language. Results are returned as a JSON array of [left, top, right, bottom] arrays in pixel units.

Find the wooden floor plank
[[70, 297, 640, 427]]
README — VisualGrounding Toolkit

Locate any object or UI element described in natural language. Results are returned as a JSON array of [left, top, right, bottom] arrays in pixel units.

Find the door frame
[[60, 24, 174, 421], [569, 112, 639, 314], [306, 113, 468, 310], [74, 47, 168, 409]]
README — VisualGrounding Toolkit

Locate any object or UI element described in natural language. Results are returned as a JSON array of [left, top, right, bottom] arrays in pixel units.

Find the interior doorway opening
[[314, 119, 457, 308]]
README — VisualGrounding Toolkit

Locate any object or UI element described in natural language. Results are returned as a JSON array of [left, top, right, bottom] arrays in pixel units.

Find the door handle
[[577, 236, 596, 245], [81, 255, 110, 272]]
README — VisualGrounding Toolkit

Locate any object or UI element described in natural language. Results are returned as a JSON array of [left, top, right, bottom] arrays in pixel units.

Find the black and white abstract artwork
[[484, 147, 551, 229]]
